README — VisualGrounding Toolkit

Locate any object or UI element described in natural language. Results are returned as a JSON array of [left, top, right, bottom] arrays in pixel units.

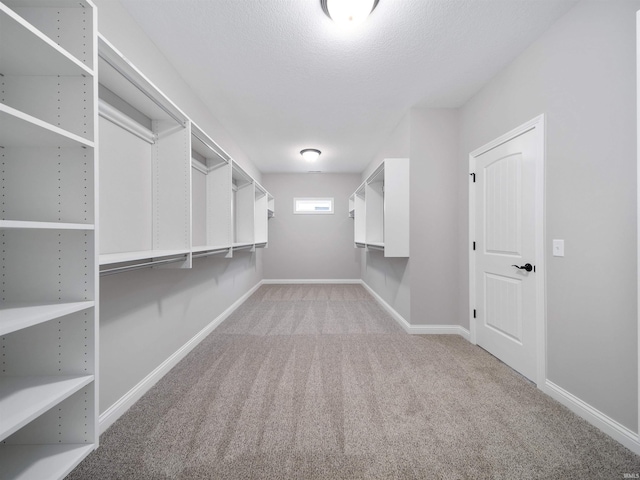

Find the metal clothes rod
[[99, 53, 186, 127], [192, 249, 229, 259], [100, 255, 187, 276]]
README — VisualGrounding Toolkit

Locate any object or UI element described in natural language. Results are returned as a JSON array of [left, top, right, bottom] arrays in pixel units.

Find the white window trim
[[293, 197, 334, 215]]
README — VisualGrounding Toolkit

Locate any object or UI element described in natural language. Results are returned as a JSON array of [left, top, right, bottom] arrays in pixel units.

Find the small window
[[293, 197, 334, 215]]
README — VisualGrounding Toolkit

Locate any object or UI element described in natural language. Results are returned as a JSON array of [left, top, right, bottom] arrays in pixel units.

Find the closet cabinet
[[349, 158, 409, 257], [97, 34, 191, 271], [191, 123, 233, 258], [0, 1, 99, 478]]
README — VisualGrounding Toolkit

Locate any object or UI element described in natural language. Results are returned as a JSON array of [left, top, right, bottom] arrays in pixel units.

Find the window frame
[[293, 197, 335, 215]]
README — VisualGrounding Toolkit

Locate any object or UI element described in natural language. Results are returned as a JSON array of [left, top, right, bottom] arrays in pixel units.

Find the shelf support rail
[[99, 255, 188, 276]]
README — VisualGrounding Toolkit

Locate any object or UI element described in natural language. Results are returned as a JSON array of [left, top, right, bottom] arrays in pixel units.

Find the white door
[[472, 126, 540, 383]]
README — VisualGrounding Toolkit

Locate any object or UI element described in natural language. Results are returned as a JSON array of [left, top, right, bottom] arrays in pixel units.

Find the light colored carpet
[[68, 284, 640, 479]]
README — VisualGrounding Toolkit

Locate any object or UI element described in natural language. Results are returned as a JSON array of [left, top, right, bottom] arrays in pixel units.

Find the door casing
[[469, 114, 546, 387]]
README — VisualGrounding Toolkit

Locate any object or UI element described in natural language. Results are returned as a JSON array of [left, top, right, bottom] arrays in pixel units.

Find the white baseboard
[[544, 380, 640, 455], [98, 280, 263, 434], [262, 279, 361, 284], [360, 281, 470, 339]]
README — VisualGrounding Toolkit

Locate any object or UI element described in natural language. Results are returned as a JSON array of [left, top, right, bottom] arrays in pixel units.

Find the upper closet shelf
[[0, 104, 95, 148], [98, 34, 188, 125], [0, 301, 94, 337], [0, 4, 92, 77]]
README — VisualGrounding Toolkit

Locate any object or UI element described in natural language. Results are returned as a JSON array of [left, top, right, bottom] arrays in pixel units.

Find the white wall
[[94, 0, 264, 415], [458, 0, 638, 431], [262, 173, 361, 280]]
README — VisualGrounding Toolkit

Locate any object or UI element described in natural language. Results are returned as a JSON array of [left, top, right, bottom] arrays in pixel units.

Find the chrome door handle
[[512, 263, 533, 272]]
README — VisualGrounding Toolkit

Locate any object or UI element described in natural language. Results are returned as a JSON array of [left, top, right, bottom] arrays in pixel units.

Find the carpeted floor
[[68, 284, 640, 479]]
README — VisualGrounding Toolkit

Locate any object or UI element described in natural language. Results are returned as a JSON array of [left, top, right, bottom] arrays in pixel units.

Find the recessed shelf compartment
[[0, 375, 94, 442], [0, 301, 94, 337], [0, 104, 94, 149], [0, 443, 94, 480], [0, 4, 92, 77]]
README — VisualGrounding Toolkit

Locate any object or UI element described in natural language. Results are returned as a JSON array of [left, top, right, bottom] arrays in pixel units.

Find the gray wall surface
[[458, 0, 638, 431], [95, 0, 263, 414], [262, 173, 361, 280], [361, 115, 411, 322], [410, 109, 459, 326]]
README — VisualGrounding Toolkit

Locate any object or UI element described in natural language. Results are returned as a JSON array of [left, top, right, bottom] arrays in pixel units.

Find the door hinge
[[472, 241, 476, 251], [473, 309, 477, 319], [470, 173, 476, 183]]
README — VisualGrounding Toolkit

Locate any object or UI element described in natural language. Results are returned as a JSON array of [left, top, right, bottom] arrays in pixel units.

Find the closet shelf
[[233, 242, 254, 250], [0, 104, 95, 148], [0, 444, 94, 480], [0, 375, 94, 442], [0, 301, 94, 337], [99, 249, 190, 266], [0, 4, 93, 77], [0, 220, 94, 231]]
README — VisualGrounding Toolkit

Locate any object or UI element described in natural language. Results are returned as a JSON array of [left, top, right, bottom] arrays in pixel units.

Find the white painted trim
[[545, 380, 640, 455], [262, 279, 361, 284], [636, 8, 640, 445], [98, 280, 263, 434], [360, 281, 470, 339], [468, 114, 546, 388]]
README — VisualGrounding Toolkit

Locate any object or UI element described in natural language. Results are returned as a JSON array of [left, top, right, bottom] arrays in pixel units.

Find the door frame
[[468, 114, 546, 387]]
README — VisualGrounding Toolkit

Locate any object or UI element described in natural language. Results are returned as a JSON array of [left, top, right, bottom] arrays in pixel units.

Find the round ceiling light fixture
[[321, 0, 379, 27], [300, 148, 321, 162]]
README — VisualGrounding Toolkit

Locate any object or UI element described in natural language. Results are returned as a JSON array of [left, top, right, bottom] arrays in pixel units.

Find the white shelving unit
[[190, 123, 232, 259], [254, 183, 268, 247], [349, 158, 409, 257], [97, 34, 191, 272], [268, 194, 275, 219], [232, 162, 255, 250], [0, 1, 99, 478]]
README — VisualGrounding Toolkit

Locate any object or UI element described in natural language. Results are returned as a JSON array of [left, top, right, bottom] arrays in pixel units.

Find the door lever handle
[[512, 263, 533, 272]]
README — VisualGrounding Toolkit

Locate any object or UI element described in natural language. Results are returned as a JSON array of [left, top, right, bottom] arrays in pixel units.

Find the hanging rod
[[192, 249, 229, 259], [99, 52, 186, 127], [100, 255, 187, 276]]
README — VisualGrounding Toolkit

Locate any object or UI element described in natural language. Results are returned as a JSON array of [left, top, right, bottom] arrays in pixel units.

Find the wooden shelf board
[[0, 5, 92, 77], [0, 375, 94, 442], [99, 249, 190, 265], [0, 104, 94, 148], [232, 242, 254, 248], [0, 220, 94, 231], [0, 301, 94, 337], [0, 444, 94, 480]]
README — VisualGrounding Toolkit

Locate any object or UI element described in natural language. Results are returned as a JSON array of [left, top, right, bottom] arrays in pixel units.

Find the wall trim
[[544, 380, 640, 455], [262, 278, 361, 284], [98, 280, 263, 434], [360, 280, 469, 339]]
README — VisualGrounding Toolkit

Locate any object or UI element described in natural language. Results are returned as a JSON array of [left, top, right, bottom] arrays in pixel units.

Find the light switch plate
[[553, 239, 564, 257]]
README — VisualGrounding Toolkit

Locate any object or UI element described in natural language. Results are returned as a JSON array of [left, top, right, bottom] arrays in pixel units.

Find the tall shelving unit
[[349, 158, 409, 257], [190, 122, 232, 258], [232, 162, 255, 251], [0, 1, 99, 478], [254, 183, 269, 247], [97, 34, 191, 273]]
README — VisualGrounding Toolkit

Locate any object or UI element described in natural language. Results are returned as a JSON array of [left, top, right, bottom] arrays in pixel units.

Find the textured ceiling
[[118, 0, 577, 173]]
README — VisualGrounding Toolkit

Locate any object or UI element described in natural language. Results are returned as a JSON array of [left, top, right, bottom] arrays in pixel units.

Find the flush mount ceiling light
[[300, 148, 321, 162], [321, 0, 379, 27]]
